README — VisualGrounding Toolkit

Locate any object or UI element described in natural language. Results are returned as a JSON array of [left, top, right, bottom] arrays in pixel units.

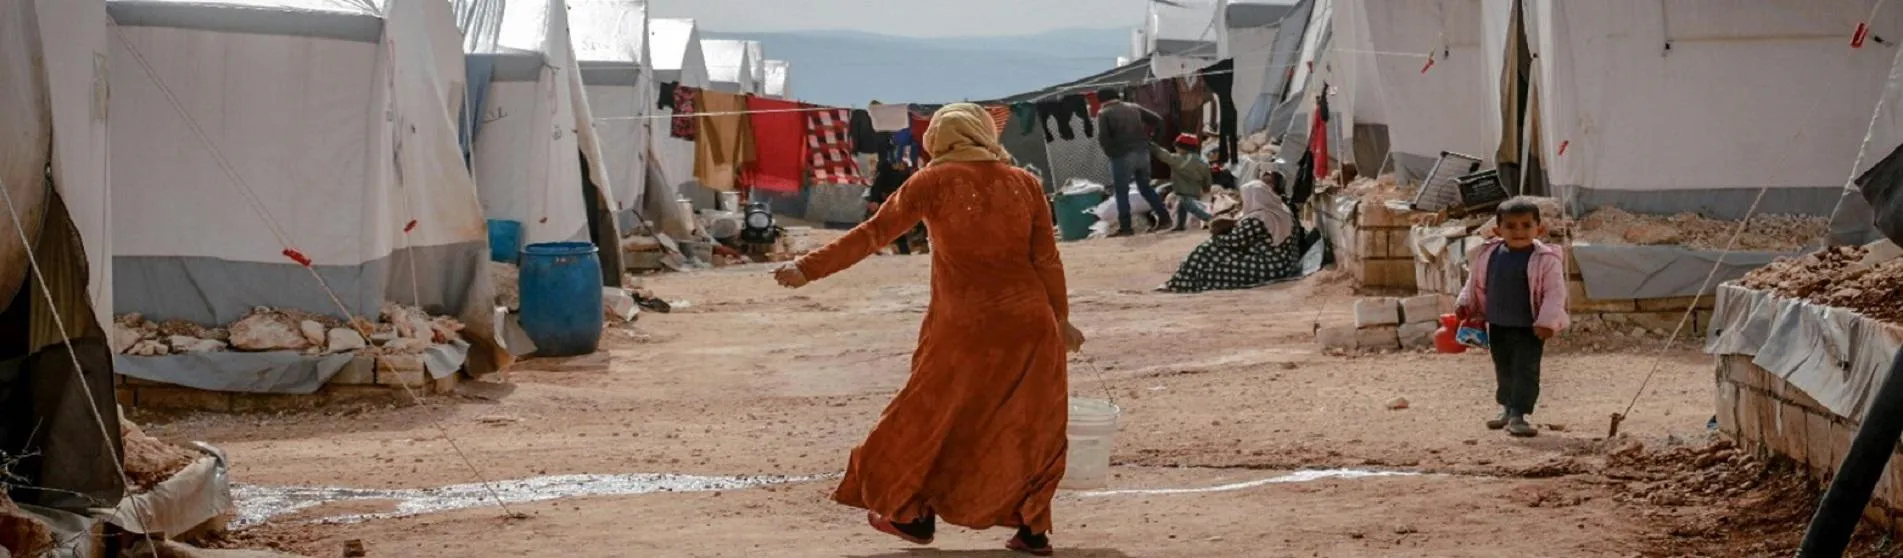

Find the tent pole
[[1797, 345, 1903, 557]]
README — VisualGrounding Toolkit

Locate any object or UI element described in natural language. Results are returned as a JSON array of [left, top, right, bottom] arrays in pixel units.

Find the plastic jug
[[1434, 314, 1467, 354]]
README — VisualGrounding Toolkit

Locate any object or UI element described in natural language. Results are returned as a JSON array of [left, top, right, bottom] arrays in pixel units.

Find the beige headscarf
[[1240, 180, 1295, 244], [924, 103, 1012, 166]]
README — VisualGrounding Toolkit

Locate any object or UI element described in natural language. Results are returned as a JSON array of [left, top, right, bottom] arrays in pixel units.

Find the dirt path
[[146, 233, 1780, 557]]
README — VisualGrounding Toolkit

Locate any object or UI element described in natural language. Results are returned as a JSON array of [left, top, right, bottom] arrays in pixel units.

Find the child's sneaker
[[1485, 409, 1511, 430], [1506, 415, 1538, 437]]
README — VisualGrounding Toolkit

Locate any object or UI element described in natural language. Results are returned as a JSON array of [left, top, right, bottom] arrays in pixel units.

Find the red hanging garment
[[1310, 85, 1331, 180], [744, 97, 807, 193]]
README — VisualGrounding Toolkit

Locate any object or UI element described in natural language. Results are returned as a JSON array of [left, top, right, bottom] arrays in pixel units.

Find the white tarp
[[1830, 26, 1903, 244], [1708, 283, 1903, 421], [745, 41, 765, 91], [648, 17, 708, 87], [1531, 0, 1902, 219], [1149, 0, 1223, 78], [467, 0, 618, 247], [572, 0, 652, 234], [110, 0, 494, 329], [763, 59, 790, 98]]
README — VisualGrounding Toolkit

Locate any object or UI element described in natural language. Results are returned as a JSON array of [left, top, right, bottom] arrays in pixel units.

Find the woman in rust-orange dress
[[775, 103, 1083, 556]]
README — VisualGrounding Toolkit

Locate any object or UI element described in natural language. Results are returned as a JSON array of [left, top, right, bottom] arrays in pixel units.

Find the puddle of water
[[1072, 469, 1419, 497], [233, 473, 828, 529]]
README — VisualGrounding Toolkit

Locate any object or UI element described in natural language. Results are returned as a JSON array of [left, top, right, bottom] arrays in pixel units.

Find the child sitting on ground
[[1454, 197, 1570, 438], [1150, 134, 1214, 232]]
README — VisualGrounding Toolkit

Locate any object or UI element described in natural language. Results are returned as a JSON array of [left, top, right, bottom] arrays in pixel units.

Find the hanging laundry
[[807, 106, 866, 186], [1035, 95, 1092, 142], [1084, 92, 1103, 117], [984, 105, 1012, 137], [1042, 105, 1113, 190], [693, 90, 753, 191], [1200, 59, 1240, 168], [888, 127, 920, 168], [1132, 82, 1180, 181], [745, 97, 807, 193], [850, 109, 888, 156], [868, 103, 910, 132], [671, 85, 698, 140], [1000, 103, 1054, 192], [909, 108, 934, 164], [1176, 76, 1209, 136], [1310, 83, 1331, 181], [659, 82, 678, 110]]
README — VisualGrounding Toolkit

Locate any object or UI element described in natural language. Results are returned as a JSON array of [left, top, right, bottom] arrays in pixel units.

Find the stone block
[[1715, 382, 1740, 440], [1397, 322, 1438, 349], [134, 386, 233, 412], [1808, 412, 1843, 481], [430, 372, 460, 395], [1356, 230, 1386, 260], [376, 354, 428, 387], [1566, 280, 1638, 313], [1317, 324, 1357, 350], [325, 386, 406, 407], [1724, 356, 1768, 391], [1774, 376, 1828, 415], [1637, 296, 1716, 312], [231, 393, 327, 414], [1757, 391, 1784, 457], [1387, 229, 1415, 259], [1777, 401, 1811, 468], [1365, 259, 1418, 288], [1734, 388, 1763, 451], [1355, 326, 1400, 351], [1354, 298, 1401, 327], [328, 355, 377, 385], [1357, 201, 1400, 228], [1400, 295, 1442, 325], [115, 387, 137, 408]]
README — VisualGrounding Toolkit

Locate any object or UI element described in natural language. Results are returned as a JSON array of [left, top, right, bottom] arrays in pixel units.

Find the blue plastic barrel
[[488, 219, 523, 263], [517, 242, 603, 357]]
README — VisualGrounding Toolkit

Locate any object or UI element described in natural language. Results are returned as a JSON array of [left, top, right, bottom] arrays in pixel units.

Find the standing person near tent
[[1095, 89, 1170, 236], [773, 103, 1084, 556], [1150, 133, 1214, 231], [1160, 179, 1307, 292], [1455, 198, 1570, 438], [865, 156, 921, 254]]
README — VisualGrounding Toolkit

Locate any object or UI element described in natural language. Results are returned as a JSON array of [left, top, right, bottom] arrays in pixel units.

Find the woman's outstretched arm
[[794, 173, 933, 281]]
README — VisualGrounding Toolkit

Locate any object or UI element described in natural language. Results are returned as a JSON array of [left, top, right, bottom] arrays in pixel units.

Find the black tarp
[[1853, 143, 1903, 245]]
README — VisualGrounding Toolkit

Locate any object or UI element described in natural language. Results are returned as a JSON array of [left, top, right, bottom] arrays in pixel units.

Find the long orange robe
[[796, 161, 1070, 533]]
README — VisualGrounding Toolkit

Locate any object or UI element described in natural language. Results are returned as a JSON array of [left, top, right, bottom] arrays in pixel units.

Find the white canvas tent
[[647, 18, 708, 223], [1522, 0, 1901, 220], [0, 0, 126, 510], [1327, 0, 1492, 183], [463, 0, 623, 281], [1225, 0, 1301, 133], [703, 39, 757, 94], [764, 59, 791, 99], [1148, 0, 1223, 78], [108, 0, 506, 387], [1831, 35, 1903, 245], [571, 0, 654, 236], [746, 41, 766, 93]]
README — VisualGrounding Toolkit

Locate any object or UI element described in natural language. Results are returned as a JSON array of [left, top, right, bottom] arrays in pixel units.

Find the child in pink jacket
[[1455, 198, 1570, 437]]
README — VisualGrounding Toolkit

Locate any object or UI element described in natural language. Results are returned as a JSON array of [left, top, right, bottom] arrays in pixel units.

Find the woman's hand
[[1062, 321, 1086, 353], [773, 263, 810, 289]]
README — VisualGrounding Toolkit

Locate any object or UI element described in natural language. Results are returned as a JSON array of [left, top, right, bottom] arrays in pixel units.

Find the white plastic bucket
[[1060, 397, 1120, 490]]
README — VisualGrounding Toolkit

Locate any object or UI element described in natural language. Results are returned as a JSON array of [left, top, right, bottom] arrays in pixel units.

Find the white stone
[[128, 339, 170, 356], [111, 322, 146, 354], [1400, 295, 1442, 325], [381, 337, 431, 354], [430, 316, 465, 342], [228, 313, 310, 351], [1398, 322, 1439, 349], [299, 320, 326, 346], [168, 335, 227, 353], [604, 288, 640, 322], [326, 328, 367, 352], [1353, 298, 1401, 328]]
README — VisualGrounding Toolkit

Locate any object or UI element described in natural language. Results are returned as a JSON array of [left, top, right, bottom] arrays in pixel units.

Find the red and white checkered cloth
[[806, 107, 866, 185]]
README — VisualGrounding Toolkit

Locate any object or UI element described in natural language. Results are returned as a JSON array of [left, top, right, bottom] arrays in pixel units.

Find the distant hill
[[701, 28, 1131, 107]]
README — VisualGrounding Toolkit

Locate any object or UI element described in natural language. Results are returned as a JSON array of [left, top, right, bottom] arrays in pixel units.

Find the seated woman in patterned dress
[[1160, 179, 1306, 293]]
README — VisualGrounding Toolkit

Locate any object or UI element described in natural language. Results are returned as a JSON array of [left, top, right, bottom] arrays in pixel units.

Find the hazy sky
[[647, 0, 1151, 37]]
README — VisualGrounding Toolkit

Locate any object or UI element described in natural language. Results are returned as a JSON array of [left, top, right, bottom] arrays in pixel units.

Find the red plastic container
[[1434, 314, 1467, 354]]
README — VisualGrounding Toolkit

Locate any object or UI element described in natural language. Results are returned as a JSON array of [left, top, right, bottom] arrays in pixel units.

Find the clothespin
[[1854, 21, 1872, 48], [1420, 51, 1437, 74], [1557, 140, 1570, 156]]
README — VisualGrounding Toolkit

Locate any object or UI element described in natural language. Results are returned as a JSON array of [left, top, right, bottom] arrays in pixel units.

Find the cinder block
[[324, 386, 406, 407], [1734, 388, 1764, 449], [1317, 324, 1357, 350], [1775, 376, 1828, 415], [376, 354, 428, 387], [1567, 280, 1638, 313], [430, 372, 460, 395], [1357, 202, 1400, 228], [1758, 391, 1785, 456], [134, 386, 234, 413], [1397, 322, 1438, 349], [1387, 229, 1414, 259], [1401, 295, 1442, 325], [1354, 326, 1400, 351], [1356, 230, 1387, 260], [1365, 259, 1418, 288], [1354, 298, 1401, 327], [1809, 412, 1843, 481], [329, 355, 377, 385]]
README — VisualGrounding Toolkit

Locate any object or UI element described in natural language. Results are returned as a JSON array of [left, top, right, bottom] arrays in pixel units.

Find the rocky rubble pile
[[1738, 245, 1903, 323], [113, 304, 464, 357], [122, 418, 198, 491], [1576, 207, 1826, 252]]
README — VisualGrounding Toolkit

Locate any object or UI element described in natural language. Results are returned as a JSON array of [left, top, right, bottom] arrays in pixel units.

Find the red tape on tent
[[404, 219, 417, 233], [282, 248, 312, 267], [1854, 22, 1871, 48], [1557, 140, 1570, 156], [1419, 54, 1436, 74]]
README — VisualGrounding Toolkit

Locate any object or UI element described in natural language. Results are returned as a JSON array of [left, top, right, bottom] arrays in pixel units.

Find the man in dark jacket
[[1095, 88, 1170, 236]]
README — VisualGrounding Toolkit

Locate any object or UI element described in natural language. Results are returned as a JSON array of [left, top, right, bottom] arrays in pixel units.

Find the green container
[[1054, 191, 1105, 242]]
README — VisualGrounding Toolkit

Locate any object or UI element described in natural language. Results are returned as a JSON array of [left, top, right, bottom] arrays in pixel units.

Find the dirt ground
[[137, 232, 1897, 557]]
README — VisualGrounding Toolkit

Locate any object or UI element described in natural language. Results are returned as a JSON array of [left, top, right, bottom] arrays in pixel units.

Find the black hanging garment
[[1200, 59, 1240, 167]]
